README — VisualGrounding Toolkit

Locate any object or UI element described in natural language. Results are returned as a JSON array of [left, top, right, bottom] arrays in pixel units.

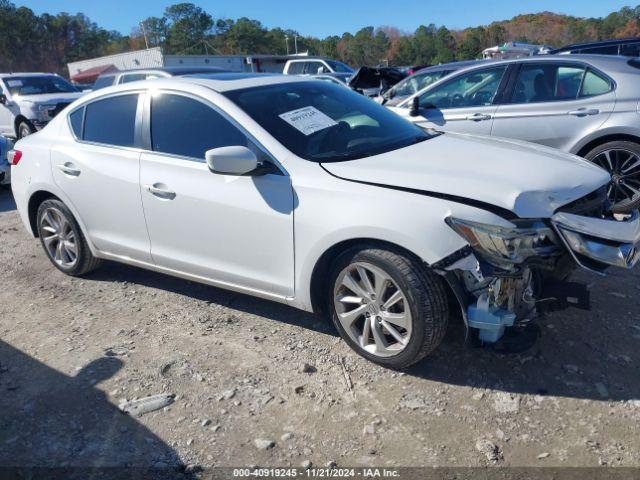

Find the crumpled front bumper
[[551, 210, 640, 273]]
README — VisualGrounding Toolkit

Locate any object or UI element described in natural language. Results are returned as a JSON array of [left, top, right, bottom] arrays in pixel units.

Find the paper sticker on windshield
[[6, 80, 22, 87], [279, 106, 337, 136]]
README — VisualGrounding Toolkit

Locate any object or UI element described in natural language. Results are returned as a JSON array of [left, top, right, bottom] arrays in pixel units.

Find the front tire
[[36, 199, 102, 276], [17, 120, 36, 139], [584, 141, 640, 213], [328, 245, 449, 369]]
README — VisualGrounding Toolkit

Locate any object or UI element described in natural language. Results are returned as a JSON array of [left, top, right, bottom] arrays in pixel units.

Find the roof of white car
[[72, 73, 313, 106], [176, 73, 310, 92]]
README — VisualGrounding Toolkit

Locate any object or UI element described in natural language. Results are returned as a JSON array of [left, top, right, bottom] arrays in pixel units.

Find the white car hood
[[322, 132, 610, 218], [16, 92, 84, 104]]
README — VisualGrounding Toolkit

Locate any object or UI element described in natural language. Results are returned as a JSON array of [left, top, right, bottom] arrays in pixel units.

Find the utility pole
[[294, 35, 298, 54], [285, 36, 289, 55], [139, 22, 149, 49]]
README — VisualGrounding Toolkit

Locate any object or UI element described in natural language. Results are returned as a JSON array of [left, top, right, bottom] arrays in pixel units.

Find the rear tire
[[17, 120, 36, 139], [328, 245, 449, 369], [36, 199, 102, 276], [584, 141, 640, 213]]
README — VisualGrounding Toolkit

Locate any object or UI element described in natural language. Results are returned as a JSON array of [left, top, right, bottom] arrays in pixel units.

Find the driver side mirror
[[0, 93, 7, 105], [205, 146, 259, 175], [409, 96, 420, 117]]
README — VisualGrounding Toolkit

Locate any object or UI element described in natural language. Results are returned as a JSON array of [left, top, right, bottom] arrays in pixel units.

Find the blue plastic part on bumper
[[467, 301, 516, 343]]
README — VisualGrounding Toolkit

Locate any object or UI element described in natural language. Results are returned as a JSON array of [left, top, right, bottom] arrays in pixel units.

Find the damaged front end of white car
[[434, 186, 640, 345]]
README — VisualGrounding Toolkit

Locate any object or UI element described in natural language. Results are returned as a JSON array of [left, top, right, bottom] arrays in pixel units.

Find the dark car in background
[[550, 37, 640, 56], [347, 66, 407, 97], [92, 66, 229, 90]]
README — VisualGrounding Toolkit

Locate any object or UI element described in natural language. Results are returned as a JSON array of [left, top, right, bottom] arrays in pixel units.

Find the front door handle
[[144, 183, 176, 200], [568, 108, 600, 116], [56, 162, 81, 176], [465, 113, 492, 121]]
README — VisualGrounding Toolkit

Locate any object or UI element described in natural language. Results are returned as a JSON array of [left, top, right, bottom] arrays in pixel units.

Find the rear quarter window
[[69, 108, 84, 138], [580, 70, 612, 97]]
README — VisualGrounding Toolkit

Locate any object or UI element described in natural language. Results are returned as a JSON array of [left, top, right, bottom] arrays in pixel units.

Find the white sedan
[[9, 73, 640, 368]]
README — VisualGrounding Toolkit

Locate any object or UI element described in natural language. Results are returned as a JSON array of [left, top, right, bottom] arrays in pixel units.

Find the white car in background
[[283, 58, 354, 78], [0, 73, 84, 138], [9, 75, 640, 368]]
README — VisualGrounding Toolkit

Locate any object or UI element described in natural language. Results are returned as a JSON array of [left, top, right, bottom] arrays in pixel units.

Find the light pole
[[139, 22, 149, 50], [294, 35, 298, 54], [285, 35, 290, 55]]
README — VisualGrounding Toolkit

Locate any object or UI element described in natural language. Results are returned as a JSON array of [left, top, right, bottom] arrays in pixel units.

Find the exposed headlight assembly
[[445, 217, 558, 268]]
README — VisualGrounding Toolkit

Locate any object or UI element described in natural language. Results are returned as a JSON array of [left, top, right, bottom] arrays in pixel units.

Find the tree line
[[1, 0, 640, 76]]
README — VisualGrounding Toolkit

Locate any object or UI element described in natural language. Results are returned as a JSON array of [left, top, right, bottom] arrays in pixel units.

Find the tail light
[[8, 149, 22, 166]]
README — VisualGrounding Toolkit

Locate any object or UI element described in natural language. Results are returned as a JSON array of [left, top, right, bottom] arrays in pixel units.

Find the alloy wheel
[[333, 262, 412, 357], [40, 207, 78, 269], [591, 148, 640, 208]]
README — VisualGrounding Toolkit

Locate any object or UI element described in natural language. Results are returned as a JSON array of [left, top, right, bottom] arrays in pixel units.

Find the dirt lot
[[1, 186, 640, 472]]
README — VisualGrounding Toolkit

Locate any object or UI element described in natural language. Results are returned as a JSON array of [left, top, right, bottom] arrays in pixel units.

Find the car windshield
[[385, 70, 450, 106], [224, 81, 432, 162], [326, 60, 354, 73], [2, 75, 78, 96]]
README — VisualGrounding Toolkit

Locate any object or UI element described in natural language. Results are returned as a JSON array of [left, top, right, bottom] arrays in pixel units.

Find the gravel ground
[[1, 186, 640, 471]]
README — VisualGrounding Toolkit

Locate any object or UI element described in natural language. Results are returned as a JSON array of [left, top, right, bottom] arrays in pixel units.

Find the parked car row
[[8, 72, 640, 368], [384, 54, 640, 214], [91, 66, 229, 90], [0, 134, 11, 185]]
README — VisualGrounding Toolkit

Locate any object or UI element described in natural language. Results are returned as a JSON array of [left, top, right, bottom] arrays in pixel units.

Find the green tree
[[457, 27, 485, 59], [163, 3, 213, 54], [433, 26, 456, 63], [412, 25, 437, 65]]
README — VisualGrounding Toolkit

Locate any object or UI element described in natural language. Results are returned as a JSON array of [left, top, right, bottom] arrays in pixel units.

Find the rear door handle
[[568, 108, 599, 116], [56, 162, 81, 176], [144, 183, 176, 200], [465, 113, 492, 121]]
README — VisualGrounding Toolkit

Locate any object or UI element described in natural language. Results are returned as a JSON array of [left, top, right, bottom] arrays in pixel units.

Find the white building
[[67, 48, 305, 83]]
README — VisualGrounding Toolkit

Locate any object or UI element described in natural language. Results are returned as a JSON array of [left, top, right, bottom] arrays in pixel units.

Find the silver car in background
[[387, 55, 640, 212], [379, 60, 489, 106]]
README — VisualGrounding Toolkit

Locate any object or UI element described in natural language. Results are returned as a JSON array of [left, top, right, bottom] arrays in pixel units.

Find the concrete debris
[[118, 393, 175, 417], [475, 438, 502, 463], [254, 438, 275, 450], [492, 392, 520, 414]]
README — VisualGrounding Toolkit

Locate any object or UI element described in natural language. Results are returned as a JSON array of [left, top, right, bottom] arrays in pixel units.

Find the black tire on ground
[[17, 120, 36, 139], [328, 245, 449, 369], [36, 199, 102, 276], [584, 140, 640, 214]]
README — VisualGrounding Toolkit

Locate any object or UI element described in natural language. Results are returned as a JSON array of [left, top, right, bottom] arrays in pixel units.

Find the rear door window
[[510, 64, 585, 103], [620, 43, 640, 56], [83, 94, 139, 147], [119, 74, 147, 84], [304, 62, 325, 74], [287, 62, 305, 74], [580, 45, 619, 55]]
